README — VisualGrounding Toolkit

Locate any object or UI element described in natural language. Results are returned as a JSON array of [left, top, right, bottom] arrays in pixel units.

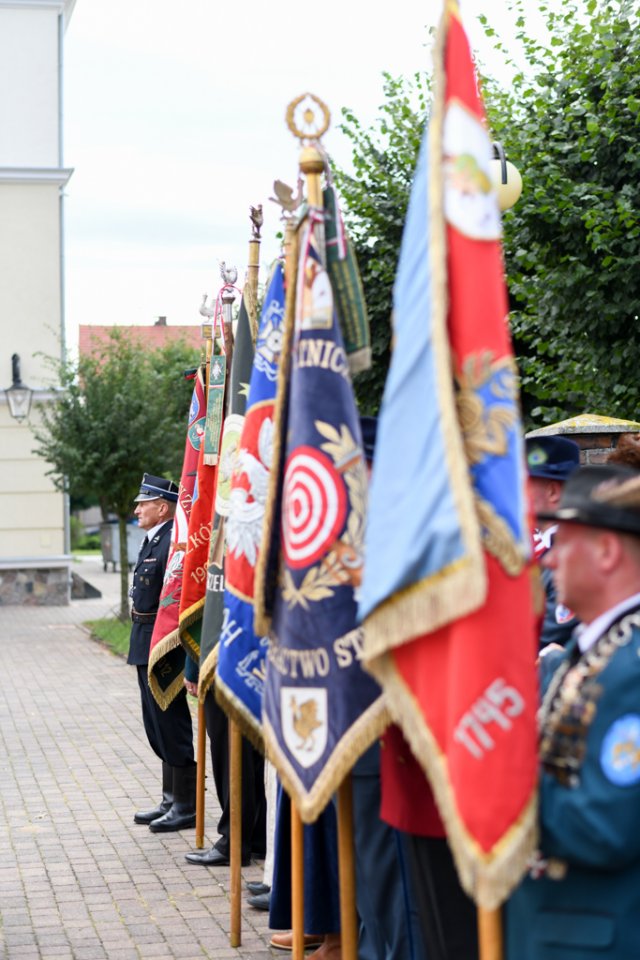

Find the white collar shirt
[[575, 591, 640, 654]]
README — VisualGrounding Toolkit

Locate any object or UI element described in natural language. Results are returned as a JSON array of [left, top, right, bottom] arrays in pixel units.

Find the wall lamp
[[5, 353, 33, 422], [490, 142, 523, 211]]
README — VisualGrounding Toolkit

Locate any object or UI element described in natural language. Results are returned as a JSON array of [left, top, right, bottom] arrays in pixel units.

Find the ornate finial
[[269, 178, 304, 218], [249, 204, 263, 240], [219, 261, 238, 286], [285, 93, 330, 144], [199, 293, 215, 319]]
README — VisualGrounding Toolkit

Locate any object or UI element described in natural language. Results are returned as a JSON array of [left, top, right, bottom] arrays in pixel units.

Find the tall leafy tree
[[481, 0, 640, 424], [336, 1, 640, 426], [33, 330, 200, 618], [335, 73, 429, 412]]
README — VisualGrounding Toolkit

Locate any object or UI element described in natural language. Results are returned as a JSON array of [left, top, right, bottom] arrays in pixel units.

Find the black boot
[[149, 764, 197, 832], [134, 762, 173, 824]]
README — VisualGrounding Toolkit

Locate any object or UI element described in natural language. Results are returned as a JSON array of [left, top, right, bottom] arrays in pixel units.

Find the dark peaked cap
[[526, 435, 580, 482], [537, 464, 640, 537], [134, 473, 179, 503]]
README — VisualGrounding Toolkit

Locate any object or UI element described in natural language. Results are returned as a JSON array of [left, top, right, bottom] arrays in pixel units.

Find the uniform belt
[[131, 608, 157, 624]]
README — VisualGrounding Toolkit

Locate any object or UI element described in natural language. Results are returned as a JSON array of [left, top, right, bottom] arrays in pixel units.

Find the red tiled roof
[[79, 324, 204, 357]]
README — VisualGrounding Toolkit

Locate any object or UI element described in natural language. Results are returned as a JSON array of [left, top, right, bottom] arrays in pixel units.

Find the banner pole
[[194, 317, 214, 848], [478, 907, 503, 960], [228, 207, 262, 945], [229, 720, 243, 946], [291, 800, 305, 960], [195, 700, 207, 848], [286, 97, 328, 960], [298, 146, 323, 208], [246, 205, 263, 343], [337, 774, 358, 960]]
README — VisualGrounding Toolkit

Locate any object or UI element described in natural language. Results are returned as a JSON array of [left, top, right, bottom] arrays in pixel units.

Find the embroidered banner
[[257, 212, 386, 822], [323, 185, 371, 375], [148, 368, 206, 708], [204, 293, 233, 465], [178, 399, 220, 664], [358, 2, 539, 908], [198, 289, 255, 696], [215, 262, 286, 745]]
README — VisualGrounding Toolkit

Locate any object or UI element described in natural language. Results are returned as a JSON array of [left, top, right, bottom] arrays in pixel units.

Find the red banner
[[359, 3, 538, 908], [148, 368, 205, 708]]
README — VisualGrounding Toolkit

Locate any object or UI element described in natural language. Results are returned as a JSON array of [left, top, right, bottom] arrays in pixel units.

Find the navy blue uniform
[[128, 522, 194, 768]]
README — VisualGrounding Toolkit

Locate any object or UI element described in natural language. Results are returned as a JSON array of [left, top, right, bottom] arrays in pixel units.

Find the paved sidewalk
[[0, 556, 272, 959]]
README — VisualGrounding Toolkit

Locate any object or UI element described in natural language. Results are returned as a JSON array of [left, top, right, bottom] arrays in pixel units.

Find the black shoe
[[184, 846, 250, 867], [247, 891, 270, 911], [149, 807, 196, 832], [149, 765, 196, 833], [134, 762, 173, 824], [245, 881, 271, 895], [133, 800, 171, 825]]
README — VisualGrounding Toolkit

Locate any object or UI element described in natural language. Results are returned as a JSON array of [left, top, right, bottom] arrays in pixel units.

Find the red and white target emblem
[[282, 446, 347, 569]]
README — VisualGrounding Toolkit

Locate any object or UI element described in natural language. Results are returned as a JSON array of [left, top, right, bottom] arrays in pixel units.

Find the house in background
[[77, 317, 203, 544], [79, 317, 203, 358], [0, 0, 77, 604]]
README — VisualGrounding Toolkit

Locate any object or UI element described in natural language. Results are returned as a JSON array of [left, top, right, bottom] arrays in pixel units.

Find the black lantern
[[5, 354, 33, 422]]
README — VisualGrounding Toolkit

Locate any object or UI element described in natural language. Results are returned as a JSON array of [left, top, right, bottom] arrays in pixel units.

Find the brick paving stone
[[67, 948, 108, 960], [34, 930, 71, 945], [0, 558, 275, 959]]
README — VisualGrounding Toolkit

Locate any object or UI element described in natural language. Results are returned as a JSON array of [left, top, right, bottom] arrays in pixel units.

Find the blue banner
[[215, 262, 285, 740], [260, 213, 386, 822]]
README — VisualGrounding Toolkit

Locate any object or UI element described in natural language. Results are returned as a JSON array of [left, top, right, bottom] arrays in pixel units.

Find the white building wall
[[0, 4, 61, 167], [0, 183, 62, 385], [0, 0, 75, 599], [0, 415, 66, 556]]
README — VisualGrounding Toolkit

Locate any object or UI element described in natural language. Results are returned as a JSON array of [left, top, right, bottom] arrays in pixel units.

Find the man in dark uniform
[[526, 435, 581, 648], [128, 473, 197, 832], [506, 465, 640, 959]]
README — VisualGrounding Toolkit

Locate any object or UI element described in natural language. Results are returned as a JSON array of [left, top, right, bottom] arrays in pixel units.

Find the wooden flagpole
[[229, 719, 242, 946], [195, 702, 207, 848], [194, 318, 214, 849], [291, 801, 305, 960], [337, 775, 358, 960], [478, 907, 503, 960], [228, 207, 262, 946], [284, 93, 343, 960], [246, 204, 263, 343]]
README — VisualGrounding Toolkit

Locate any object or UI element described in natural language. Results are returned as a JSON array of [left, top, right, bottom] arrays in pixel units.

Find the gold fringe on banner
[[215, 673, 265, 755], [147, 630, 187, 711], [263, 693, 390, 825], [197, 642, 218, 703], [369, 657, 538, 910]]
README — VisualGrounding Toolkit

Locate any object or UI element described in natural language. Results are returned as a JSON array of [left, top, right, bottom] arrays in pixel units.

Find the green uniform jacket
[[506, 609, 640, 959]]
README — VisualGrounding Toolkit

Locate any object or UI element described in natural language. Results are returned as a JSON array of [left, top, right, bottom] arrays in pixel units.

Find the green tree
[[480, 0, 640, 425], [335, 72, 429, 412], [33, 330, 200, 618], [335, 1, 640, 427]]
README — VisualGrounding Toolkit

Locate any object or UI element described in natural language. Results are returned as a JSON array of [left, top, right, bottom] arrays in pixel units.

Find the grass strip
[[85, 617, 130, 658]]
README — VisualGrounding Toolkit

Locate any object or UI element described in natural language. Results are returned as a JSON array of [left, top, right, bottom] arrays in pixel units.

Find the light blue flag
[[358, 128, 485, 643]]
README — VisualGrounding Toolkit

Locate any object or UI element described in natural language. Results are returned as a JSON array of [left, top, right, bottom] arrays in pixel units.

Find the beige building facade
[[0, 0, 76, 603]]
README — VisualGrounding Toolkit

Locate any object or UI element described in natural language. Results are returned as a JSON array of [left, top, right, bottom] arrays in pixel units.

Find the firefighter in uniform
[[128, 473, 197, 832]]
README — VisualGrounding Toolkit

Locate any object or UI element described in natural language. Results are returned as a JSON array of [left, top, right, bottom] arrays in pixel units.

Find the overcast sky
[[62, 0, 524, 348]]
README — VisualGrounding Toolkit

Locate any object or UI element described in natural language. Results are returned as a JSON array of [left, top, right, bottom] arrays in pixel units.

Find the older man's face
[[134, 498, 166, 531], [543, 522, 602, 623]]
